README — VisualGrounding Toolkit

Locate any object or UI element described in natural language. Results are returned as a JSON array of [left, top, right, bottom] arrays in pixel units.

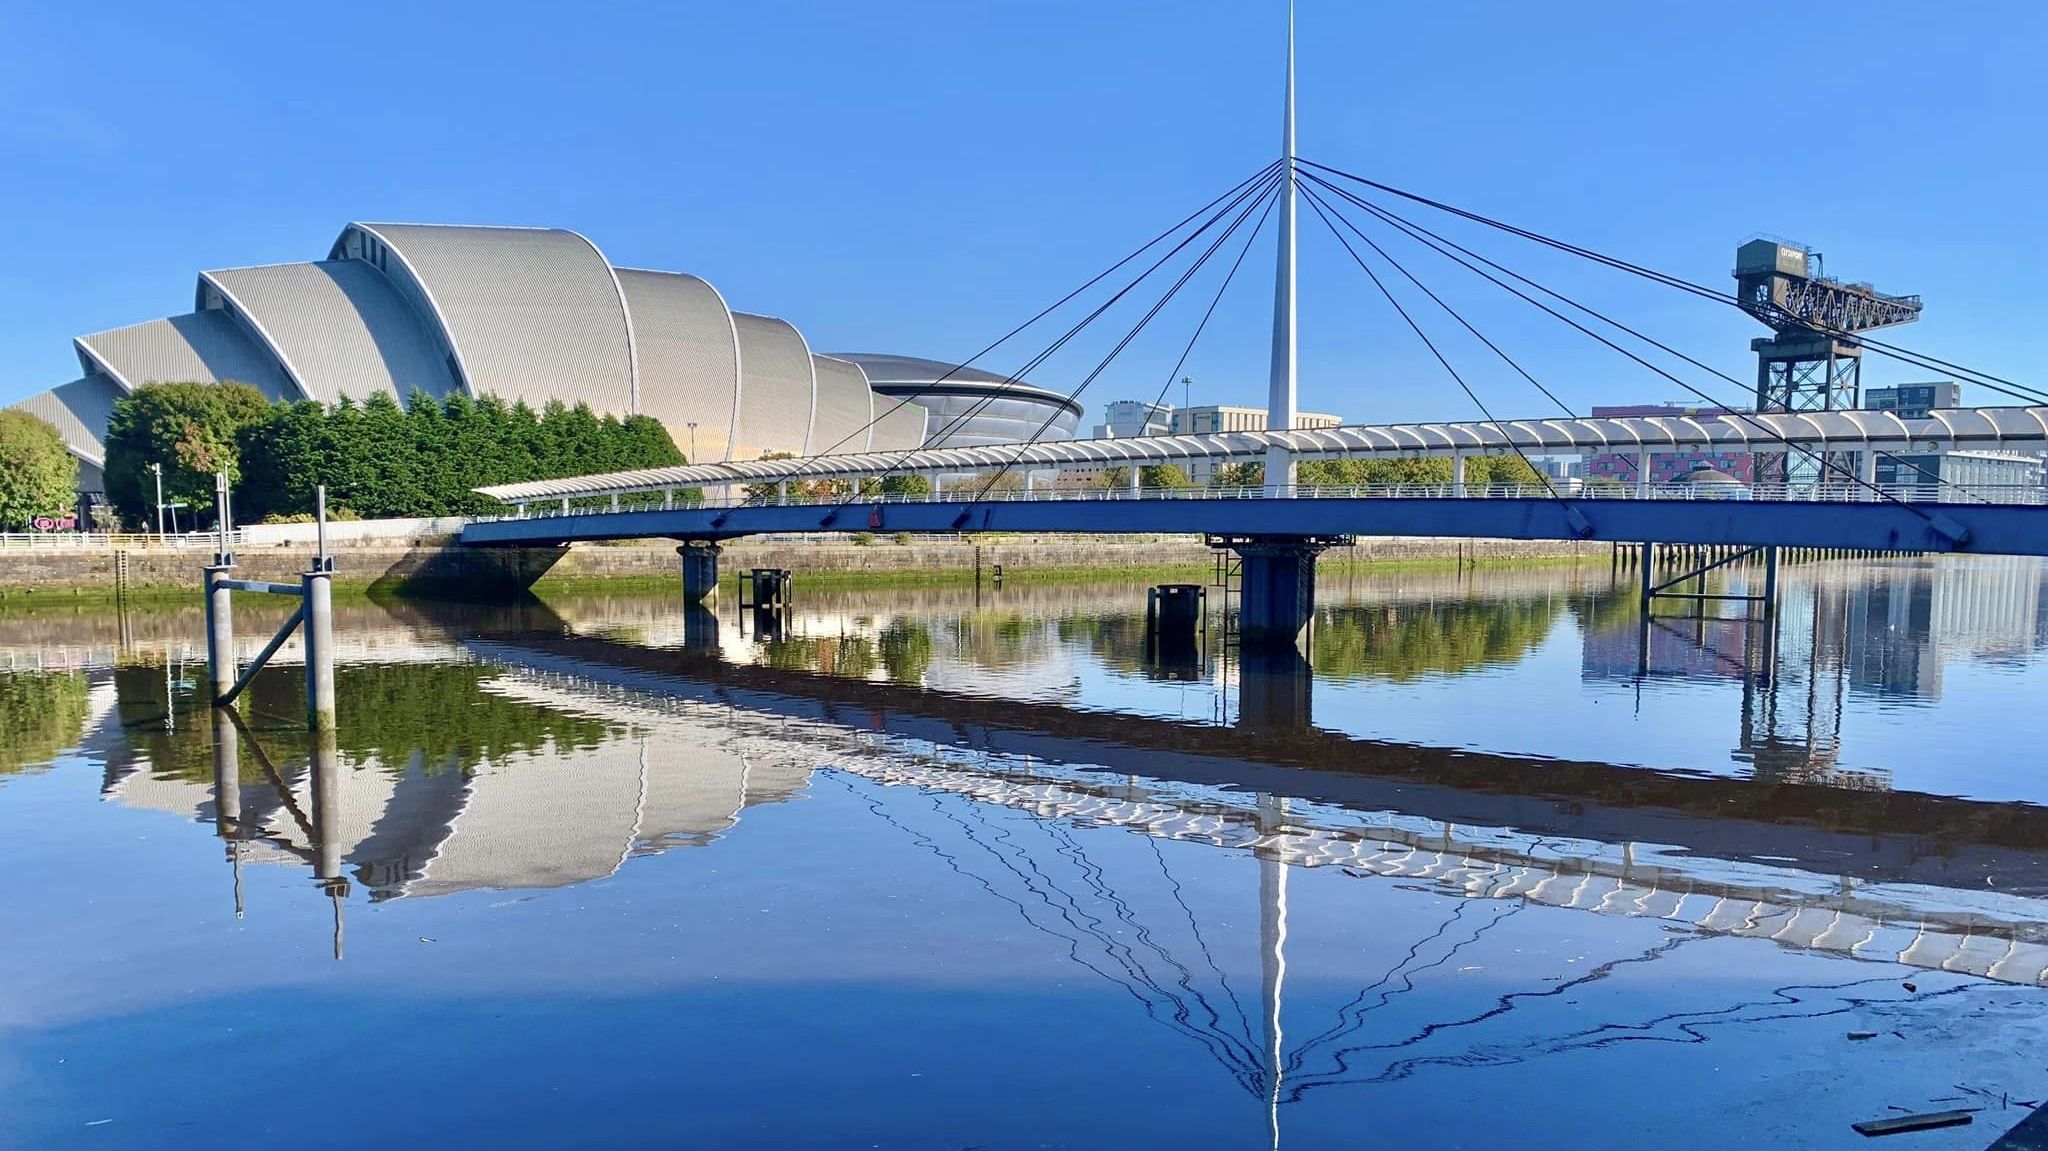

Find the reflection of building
[[10, 223, 929, 494], [1581, 404, 1757, 484]]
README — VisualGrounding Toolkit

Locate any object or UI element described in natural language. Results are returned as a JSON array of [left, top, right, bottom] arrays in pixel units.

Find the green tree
[[1209, 461, 1263, 488], [878, 473, 930, 497], [618, 414, 686, 469], [352, 392, 424, 517], [0, 671, 91, 775], [1469, 453, 1545, 487], [0, 410, 78, 529], [1140, 464, 1193, 489], [237, 399, 329, 522], [103, 381, 271, 524]]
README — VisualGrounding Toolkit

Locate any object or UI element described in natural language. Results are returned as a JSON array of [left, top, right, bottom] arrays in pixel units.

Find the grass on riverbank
[[0, 549, 1603, 614]]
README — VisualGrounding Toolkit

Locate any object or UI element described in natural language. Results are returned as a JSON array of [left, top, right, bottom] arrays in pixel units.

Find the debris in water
[[1853, 1111, 1973, 1137], [1903, 982, 1919, 992], [1848, 1031, 1879, 1041]]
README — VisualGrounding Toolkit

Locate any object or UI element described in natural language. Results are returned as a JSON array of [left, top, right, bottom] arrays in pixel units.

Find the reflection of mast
[[1258, 793, 1288, 1150], [210, 708, 244, 918], [311, 730, 347, 961]]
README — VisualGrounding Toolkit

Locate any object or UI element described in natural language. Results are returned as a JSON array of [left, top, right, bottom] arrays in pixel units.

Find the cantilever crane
[[1734, 239, 1923, 483]]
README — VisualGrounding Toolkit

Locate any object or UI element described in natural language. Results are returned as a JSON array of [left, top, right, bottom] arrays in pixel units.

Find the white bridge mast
[[1264, 0, 1299, 495]]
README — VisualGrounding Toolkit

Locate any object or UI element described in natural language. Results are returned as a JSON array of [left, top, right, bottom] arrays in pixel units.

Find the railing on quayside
[[0, 530, 249, 550], [471, 482, 2048, 523]]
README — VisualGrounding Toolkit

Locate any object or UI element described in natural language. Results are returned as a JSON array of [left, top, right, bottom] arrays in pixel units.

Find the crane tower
[[1734, 238, 1922, 484]]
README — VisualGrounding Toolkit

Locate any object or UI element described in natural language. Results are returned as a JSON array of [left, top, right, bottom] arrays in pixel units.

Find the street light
[[149, 462, 165, 538], [686, 421, 699, 464]]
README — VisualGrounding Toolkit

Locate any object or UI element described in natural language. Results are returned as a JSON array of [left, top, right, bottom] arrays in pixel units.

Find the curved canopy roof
[[10, 375, 122, 465], [74, 312, 298, 401], [475, 405, 2048, 503], [199, 260, 460, 405], [833, 351, 1084, 417], [332, 223, 636, 416]]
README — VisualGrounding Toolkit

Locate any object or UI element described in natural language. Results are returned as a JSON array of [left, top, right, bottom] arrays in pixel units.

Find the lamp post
[[686, 421, 699, 463], [150, 462, 165, 538]]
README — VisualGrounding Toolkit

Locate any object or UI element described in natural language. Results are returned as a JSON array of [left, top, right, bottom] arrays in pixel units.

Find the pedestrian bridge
[[456, 406, 2048, 645], [458, 405, 2048, 557]]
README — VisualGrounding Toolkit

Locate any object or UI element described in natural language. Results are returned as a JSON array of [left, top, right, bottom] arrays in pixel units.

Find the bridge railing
[[0, 530, 246, 550], [471, 479, 2048, 522]]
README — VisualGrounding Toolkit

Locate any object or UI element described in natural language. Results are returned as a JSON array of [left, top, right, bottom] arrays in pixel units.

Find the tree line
[[102, 382, 685, 524]]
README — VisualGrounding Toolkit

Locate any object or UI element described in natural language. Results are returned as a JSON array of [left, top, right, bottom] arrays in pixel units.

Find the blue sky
[[2, 1, 2043, 425]]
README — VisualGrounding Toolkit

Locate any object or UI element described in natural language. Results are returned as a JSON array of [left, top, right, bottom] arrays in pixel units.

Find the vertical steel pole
[[1263, 1, 1298, 497], [304, 486, 336, 731]]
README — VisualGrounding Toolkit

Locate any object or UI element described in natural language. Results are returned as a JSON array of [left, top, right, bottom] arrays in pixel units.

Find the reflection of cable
[[1283, 898, 1519, 1076], [946, 795, 1267, 1085], [842, 774, 1265, 1092], [1147, 836, 1261, 1054], [1286, 933, 1695, 1097]]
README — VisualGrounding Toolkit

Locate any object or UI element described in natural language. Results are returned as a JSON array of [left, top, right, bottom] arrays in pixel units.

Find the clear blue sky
[[3, 1, 2043, 425]]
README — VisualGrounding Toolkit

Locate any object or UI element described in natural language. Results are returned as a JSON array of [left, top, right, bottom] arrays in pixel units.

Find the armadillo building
[[10, 222, 931, 493]]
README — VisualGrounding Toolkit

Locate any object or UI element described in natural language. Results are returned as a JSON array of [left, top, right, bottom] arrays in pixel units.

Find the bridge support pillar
[[1452, 452, 1467, 498], [678, 542, 722, 604], [1227, 536, 1344, 652]]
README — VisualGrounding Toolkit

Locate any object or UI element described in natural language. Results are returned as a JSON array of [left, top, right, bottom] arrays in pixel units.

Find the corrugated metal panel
[[9, 375, 121, 465], [809, 355, 874, 456], [730, 312, 815, 460], [869, 396, 929, 453], [75, 312, 297, 401], [615, 269, 740, 464], [343, 223, 635, 417], [200, 261, 459, 406]]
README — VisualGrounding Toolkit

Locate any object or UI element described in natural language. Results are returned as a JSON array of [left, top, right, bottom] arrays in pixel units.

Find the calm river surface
[[4, 556, 2048, 1148]]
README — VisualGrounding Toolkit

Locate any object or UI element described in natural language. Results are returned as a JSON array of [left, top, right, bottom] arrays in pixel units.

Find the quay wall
[[0, 533, 1600, 601]]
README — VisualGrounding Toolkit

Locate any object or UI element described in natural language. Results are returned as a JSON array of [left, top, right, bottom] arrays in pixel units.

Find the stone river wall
[[0, 533, 1601, 602]]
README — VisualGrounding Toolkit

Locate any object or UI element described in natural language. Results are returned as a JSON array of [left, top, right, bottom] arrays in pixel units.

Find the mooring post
[[205, 471, 236, 699], [302, 486, 337, 731], [1638, 541, 1653, 615], [1762, 544, 1780, 621]]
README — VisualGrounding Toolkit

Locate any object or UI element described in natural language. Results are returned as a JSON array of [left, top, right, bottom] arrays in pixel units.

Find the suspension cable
[[1299, 158, 2048, 407], [954, 170, 1286, 510], [1300, 184, 1569, 506], [1301, 170, 1965, 511]]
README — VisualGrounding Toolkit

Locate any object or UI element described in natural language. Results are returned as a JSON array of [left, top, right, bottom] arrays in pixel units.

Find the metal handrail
[[0, 530, 247, 549], [468, 480, 2048, 524]]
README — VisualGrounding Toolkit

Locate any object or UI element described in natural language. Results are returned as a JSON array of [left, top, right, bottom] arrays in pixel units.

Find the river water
[[3, 556, 2047, 1148]]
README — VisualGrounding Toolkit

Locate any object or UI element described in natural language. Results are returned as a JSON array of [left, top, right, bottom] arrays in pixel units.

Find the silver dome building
[[831, 354, 1084, 450], [12, 222, 929, 492]]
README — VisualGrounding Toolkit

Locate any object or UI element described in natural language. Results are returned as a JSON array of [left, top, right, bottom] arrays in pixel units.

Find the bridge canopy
[[473, 405, 2048, 504]]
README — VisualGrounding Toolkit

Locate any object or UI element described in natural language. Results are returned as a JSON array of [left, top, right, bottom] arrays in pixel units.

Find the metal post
[[1638, 540, 1654, 614], [303, 486, 335, 731], [152, 462, 165, 538], [1127, 465, 1141, 496], [205, 473, 236, 700], [1451, 452, 1467, 498], [1763, 544, 1780, 620], [1635, 450, 1651, 499], [310, 728, 346, 960]]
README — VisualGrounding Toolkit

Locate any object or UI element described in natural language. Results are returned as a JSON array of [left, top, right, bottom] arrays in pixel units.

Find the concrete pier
[[1232, 537, 1336, 652], [679, 542, 721, 604]]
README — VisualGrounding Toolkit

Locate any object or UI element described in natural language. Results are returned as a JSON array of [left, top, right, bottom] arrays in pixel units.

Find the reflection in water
[[5, 557, 2048, 1146]]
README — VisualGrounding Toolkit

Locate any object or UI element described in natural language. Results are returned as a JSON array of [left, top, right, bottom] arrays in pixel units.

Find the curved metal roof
[[615, 269, 742, 463], [809, 355, 876, 456], [474, 405, 2048, 503], [9, 375, 122, 465], [74, 312, 299, 401], [730, 312, 815, 460], [198, 261, 460, 406], [332, 223, 637, 416], [869, 396, 929, 453], [832, 351, 1084, 417]]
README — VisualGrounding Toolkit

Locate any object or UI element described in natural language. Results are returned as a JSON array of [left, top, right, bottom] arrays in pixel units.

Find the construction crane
[[1733, 238, 1923, 483]]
